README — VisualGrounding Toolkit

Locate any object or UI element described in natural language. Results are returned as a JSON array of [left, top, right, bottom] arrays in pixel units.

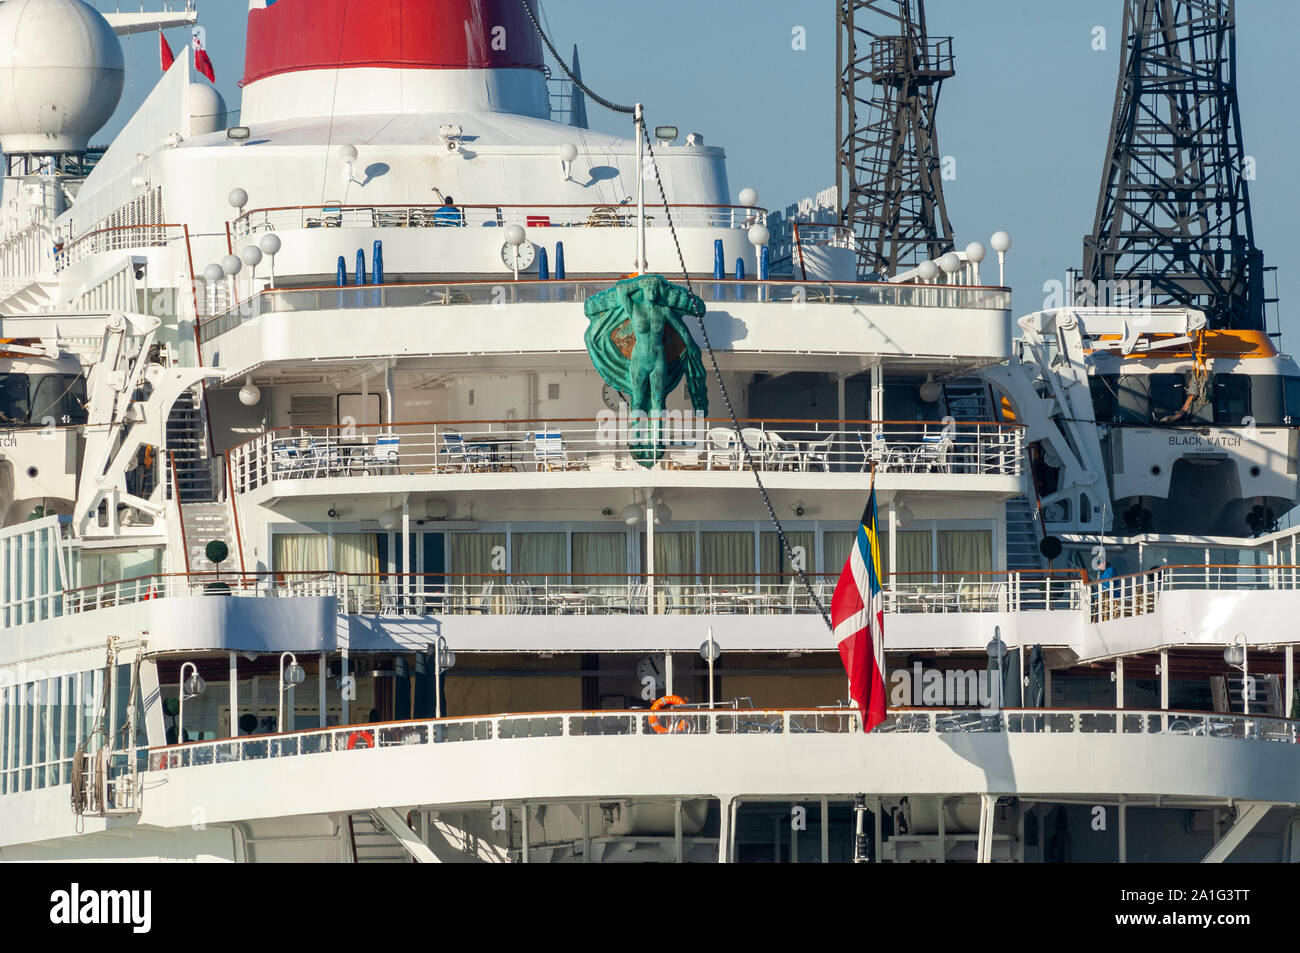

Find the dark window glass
[[1212, 374, 1252, 425], [1284, 378, 1300, 425], [0, 374, 30, 426], [29, 375, 87, 426], [1090, 376, 1117, 423], [1115, 375, 1149, 424]]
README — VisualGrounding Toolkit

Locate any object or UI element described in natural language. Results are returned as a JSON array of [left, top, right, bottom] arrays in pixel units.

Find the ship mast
[[1082, 0, 1267, 332], [836, 0, 956, 278]]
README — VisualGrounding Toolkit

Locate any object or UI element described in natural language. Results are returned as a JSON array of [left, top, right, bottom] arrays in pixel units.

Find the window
[[29, 374, 87, 426], [1212, 374, 1251, 425], [1090, 376, 1116, 423], [1114, 375, 1149, 424], [1285, 378, 1300, 425], [0, 374, 29, 426]]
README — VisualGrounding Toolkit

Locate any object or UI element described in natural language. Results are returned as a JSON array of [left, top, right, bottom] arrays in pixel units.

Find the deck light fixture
[[279, 652, 306, 733], [177, 661, 206, 744]]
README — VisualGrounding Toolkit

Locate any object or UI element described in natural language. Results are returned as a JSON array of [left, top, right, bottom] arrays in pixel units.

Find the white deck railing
[[231, 202, 767, 238], [145, 705, 1300, 773], [228, 419, 1024, 491], [1088, 564, 1300, 621], [195, 278, 1013, 343], [25, 570, 1079, 627]]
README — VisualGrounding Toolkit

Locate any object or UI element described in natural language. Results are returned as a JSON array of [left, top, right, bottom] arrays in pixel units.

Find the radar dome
[[188, 83, 227, 136], [0, 0, 124, 154]]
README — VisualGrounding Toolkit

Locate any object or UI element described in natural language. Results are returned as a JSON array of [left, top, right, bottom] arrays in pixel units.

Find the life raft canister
[[648, 694, 690, 735], [346, 730, 375, 750]]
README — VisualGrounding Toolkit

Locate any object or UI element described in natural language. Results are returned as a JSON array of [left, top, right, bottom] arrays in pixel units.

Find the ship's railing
[[230, 202, 769, 239], [53, 223, 194, 274], [1088, 564, 1300, 622], [58, 572, 336, 617], [335, 570, 1083, 616], [145, 704, 1300, 773], [228, 418, 1024, 491], [195, 278, 1013, 343], [35, 569, 1079, 623]]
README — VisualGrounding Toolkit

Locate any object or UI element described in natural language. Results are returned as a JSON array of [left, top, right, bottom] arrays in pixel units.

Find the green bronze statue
[[584, 274, 710, 466]]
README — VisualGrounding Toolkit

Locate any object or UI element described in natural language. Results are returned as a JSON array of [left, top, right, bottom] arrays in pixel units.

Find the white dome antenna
[[0, 0, 124, 158]]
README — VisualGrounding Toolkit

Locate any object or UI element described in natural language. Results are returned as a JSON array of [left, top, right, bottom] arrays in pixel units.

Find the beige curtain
[[700, 531, 753, 586], [936, 530, 992, 575], [572, 532, 627, 585], [822, 530, 891, 578], [449, 533, 506, 584], [272, 534, 329, 574], [760, 531, 816, 581], [641, 531, 695, 611], [512, 532, 566, 584], [334, 533, 380, 608], [896, 531, 933, 579]]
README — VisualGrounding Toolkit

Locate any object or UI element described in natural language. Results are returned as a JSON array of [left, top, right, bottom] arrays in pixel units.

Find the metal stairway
[[349, 813, 415, 863], [1229, 674, 1282, 717], [1005, 496, 1045, 572], [165, 389, 214, 503], [941, 379, 993, 422]]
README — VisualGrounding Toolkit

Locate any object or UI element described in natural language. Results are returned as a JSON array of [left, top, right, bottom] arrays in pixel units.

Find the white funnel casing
[[0, 0, 124, 154]]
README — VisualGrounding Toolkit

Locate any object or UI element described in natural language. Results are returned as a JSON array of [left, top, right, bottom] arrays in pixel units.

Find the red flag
[[830, 485, 888, 731], [194, 44, 216, 83], [159, 30, 174, 72]]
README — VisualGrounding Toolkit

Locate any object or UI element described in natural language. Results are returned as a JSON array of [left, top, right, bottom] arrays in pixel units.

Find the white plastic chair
[[802, 433, 835, 472], [738, 427, 770, 469], [706, 428, 737, 469], [911, 432, 952, 473]]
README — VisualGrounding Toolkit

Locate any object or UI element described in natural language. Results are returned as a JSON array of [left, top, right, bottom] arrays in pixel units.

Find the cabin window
[[0, 374, 30, 426], [1212, 374, 1251, 425], [1090, 376, 1116, 423], [29, 375, 87, 426], [1149, 373, 1210, 423], [1114, 375, 1149, 424], [1285, 378, 1300, 425]]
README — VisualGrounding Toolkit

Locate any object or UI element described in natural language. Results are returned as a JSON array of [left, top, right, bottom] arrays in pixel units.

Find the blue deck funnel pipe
[[554, 242, 566, 279], [713, 239, 724, 279], [355, 249, 367, 286], [759, 246, 770, 281], [336, 255, 347, 287], [538, 245, 550, 280], [735, 258, 745, 300], [372, 240, 384, 285]]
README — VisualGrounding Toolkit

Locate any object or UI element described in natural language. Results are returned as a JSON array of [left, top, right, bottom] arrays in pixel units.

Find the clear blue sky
[[96, 0, 1300, 338]]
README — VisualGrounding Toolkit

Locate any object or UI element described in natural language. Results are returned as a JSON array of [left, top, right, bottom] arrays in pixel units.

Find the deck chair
[[802, 433, 835, 472], [440, 430, 490, 473], [361, 434, 400, 475], [766, 431, 806, 471], [738, 427, 770, 469], [706, 428, 738, 469], [532, 431, 588, 471], [462, 581, 495, 614], [910, 432, 952, 473]]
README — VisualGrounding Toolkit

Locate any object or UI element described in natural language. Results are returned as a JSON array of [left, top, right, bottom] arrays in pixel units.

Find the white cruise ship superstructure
[[1, 0, 1299, 864]]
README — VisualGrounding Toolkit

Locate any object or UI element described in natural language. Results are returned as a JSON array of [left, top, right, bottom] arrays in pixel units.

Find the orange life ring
[[648, 694, 690, 735], [346, 730, 374, 750]]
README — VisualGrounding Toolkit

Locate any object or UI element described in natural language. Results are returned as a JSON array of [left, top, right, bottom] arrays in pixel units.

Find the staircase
[[941, 379, 994, 422], [1005, 496, 1046, 572], [1228, 674, 1282, 716], [349, 813, 414, 863], [166, 390, 214, 504]]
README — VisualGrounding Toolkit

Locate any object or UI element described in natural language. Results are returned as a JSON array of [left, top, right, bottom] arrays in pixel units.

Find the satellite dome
[[188, 83, 227, 136], [0, 0, 124, 154]]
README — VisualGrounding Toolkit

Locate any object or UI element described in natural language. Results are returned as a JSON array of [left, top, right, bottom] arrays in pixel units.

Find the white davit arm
[[103, 5, 197, 37]]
